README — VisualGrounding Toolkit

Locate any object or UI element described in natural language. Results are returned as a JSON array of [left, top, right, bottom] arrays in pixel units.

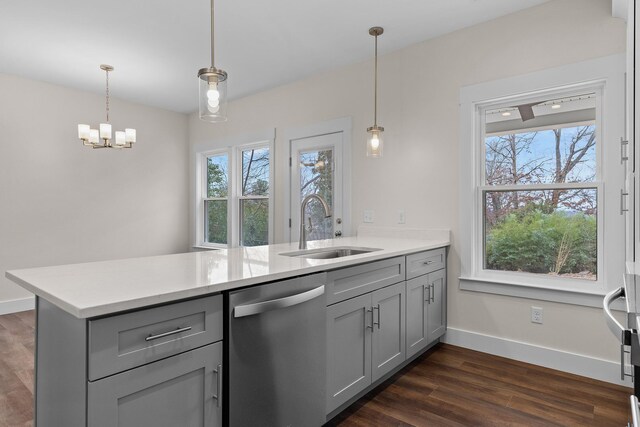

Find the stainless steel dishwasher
[[228, 273, 327, 426]]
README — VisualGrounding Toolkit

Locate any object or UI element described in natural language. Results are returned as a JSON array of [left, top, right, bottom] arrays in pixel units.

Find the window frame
[[195, 133, 275, 249], [478, 87, 604, 289], [458, 54, 625, 306], [198, 148, 231, 249], [234, 141, 273, 247]]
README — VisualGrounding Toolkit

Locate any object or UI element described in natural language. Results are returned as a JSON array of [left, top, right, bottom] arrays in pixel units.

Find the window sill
[[459, 276, 625, 311]]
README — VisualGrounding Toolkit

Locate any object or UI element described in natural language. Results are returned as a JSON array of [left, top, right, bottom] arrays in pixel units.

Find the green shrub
[[485, 210, 596, 276]]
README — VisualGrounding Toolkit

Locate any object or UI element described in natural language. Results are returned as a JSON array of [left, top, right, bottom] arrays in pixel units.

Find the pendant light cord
[[210, 0, 215, 67], [105, 69, 110, 123], [373, 33, 378, 127]]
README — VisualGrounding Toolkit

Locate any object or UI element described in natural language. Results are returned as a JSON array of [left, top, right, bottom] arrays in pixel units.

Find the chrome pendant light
[[77, 65, 136, 149], [198, 0, 228, 122], [366, 26, 384, 158]]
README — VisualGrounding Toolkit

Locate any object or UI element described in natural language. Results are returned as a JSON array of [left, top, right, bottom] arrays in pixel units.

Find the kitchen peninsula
[[6, 234, 449, 426]]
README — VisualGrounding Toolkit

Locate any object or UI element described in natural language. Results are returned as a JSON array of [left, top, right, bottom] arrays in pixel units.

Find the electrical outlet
[[397, 210, 406, 224], [363, 210, 375, 223], [531, 306, 543, 324]]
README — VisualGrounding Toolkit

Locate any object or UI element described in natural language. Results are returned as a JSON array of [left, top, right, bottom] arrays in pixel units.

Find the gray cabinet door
[[326, 293, 372, 414], [405, 275, 428, 358], [371, 281, 406, 382], [88, 342, 223, 427], [427, 269, 447, 343]]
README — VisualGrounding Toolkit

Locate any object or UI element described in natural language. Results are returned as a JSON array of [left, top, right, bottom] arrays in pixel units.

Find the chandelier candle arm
[[77, 65, 136, 149]]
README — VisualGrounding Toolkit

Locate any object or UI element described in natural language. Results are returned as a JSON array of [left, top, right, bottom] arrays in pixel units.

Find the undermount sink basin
[[280, 246, 382, 260]]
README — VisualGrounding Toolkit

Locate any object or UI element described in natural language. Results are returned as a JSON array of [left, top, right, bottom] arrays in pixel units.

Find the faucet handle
[[305, 216, 313, 233]]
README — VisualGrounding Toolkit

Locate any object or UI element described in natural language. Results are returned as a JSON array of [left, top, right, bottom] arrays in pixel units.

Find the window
[[239, 145, 270, 246], [483, 94, 599, 281], [205, 152, 229, 245], [197, 139, 273, 248], [459, 55, 625, 304]]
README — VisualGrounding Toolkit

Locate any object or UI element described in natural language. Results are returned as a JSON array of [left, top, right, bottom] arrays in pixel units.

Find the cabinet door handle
[[423, 260, 434, 265], [145, 326, 192, 342], [213, 364, 222, 407], [621, 189, 630, 215], [621, 137, 629, 163], [366, 308, 373, 330], [431, 284, 435, 303], [373, 304, 381, 329], [425, 285, 431, 303]]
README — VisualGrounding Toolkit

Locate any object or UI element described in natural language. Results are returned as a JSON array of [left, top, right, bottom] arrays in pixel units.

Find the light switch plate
[[363, 210, 374, 223]]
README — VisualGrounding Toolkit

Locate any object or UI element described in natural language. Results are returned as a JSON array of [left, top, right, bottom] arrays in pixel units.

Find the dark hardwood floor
[[0, 310, 632, 426], [0, 311, 34, 427], [329, 344, 632, 426]]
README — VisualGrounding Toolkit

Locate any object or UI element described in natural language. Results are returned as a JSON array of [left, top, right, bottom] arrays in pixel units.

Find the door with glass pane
[[290, 132, 343, 244]]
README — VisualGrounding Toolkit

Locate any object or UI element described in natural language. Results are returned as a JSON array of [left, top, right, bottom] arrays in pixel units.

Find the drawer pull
[[423, 260, 434, 265], [145, 326, 192, 342]]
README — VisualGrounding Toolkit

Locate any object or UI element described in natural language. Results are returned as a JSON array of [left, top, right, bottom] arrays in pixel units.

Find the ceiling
[[0, 0, 549, 113]]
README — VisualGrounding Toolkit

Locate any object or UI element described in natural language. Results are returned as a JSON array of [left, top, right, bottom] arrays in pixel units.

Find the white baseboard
[[0, 296, 35, 315], [444, 327, 632, 387]]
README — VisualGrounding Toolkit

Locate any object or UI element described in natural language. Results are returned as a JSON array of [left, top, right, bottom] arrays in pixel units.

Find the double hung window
[[459, 55, 626, 302], [198, 141, 273, 248]]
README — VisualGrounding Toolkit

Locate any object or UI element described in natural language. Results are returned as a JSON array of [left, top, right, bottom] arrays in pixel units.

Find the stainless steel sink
[[280, 246, 381, 260]]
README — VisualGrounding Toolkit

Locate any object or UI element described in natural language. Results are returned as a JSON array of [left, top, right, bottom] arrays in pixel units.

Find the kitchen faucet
[[299, 194, 332, 249]]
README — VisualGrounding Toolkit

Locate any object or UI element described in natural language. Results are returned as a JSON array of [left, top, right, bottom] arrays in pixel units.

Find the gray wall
[[0, 73, 190, 305]]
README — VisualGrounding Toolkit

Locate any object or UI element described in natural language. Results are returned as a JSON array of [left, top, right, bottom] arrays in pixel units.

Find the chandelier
[[77, 64, 136, 149]]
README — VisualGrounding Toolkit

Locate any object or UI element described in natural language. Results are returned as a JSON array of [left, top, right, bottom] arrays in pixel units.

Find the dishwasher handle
[[234, 285, 325, 318], [603, 286, 627, 342]]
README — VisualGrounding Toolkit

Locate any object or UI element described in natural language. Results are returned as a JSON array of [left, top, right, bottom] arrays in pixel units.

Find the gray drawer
[[406, 248, 445, 280], [326, 257, 404, 305], [88, 295, 222, 381]]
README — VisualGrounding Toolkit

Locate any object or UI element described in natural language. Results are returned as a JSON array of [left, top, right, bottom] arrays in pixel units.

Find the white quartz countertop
[[5, 236, 449, 319]]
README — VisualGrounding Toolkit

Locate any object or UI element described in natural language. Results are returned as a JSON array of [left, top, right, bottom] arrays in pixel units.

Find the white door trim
[[282, 117, 352, 243]]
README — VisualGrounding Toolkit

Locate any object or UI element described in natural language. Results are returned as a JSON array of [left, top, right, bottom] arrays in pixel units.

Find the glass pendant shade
[[366, 126, 384, 158], [199, 69, 228, 122]]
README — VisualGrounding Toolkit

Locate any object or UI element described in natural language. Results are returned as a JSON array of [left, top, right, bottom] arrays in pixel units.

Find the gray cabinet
[[326, 282, 406, 414], [406, 268, 447, 358], [35, 295, 224, 427], [427, 268, 447, 342], [88, 341, 223, 427], [326, 293, 372, 413], [406, 274, 428, 358], [371, 282, 406, 382]]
